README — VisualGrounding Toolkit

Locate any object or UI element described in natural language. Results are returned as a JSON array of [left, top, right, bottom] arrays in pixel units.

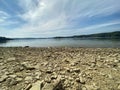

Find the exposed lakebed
[[0, 47, 120, 90]]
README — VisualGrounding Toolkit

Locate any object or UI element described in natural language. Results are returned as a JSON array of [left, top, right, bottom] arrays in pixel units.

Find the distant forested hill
[[0, 37, 12, 40], [54, 31, 120, 39], [73, 31, 120, 39]]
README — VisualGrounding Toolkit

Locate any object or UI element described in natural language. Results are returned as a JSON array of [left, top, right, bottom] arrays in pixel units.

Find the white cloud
[[1, 0, 120, 37], [0, 11, 9, 23]]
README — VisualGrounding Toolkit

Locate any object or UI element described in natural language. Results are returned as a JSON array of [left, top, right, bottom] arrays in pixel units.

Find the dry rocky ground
[[0, 47, 120, 90]]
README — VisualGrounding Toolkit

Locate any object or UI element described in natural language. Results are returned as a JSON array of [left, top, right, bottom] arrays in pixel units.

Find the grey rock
[[51, 75, 57, 80], [30, 81, 44, 90], [45, 77, 51, 83], [7, 57, 16, 61], [118, 85, 120, 89], [25, 84, 32, 90], [46, 67, 53, 74], [16, 77, 23, 82], [0, 75, 8, 83], [43, 76, 63, 90], [25, 76, 32, 81], [9, 79, 18, 85], [9, 75, 17, 78], [21, 62, 35, 70], [73, 68, 80, 73]]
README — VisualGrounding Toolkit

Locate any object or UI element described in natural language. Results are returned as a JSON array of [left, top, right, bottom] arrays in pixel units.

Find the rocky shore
[[0, 47, 120, 90]]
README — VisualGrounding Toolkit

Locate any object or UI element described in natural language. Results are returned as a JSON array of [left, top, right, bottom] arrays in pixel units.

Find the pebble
[[7, 57, 16, 61], [118, 85, 120, 89], [0, 75, 8, 83], [25, 76, 33, 81], [16, 77, 23, 82], [73, 68, 80, 73], [25, 84, 32, 90], [9, 75, 17, 78]]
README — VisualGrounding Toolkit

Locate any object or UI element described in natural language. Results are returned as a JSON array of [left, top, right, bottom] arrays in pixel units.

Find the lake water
[[0, 38, 120, 48]]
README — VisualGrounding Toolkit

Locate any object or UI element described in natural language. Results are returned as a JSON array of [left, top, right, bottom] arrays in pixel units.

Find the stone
[[73, 68, 80, 73], [21, 62, 35, 70], [9, 79, 18, 85], [76, 78, 80, 83], [16, 77, 23, 82], [79, 77, 86, 84], [108, 74, 112, 79], [43, 76, 63, 90], [70, 62, 76, 66], [35, 72, 41, 79], [118, 85, 120, 89], [7, 57, 16, 61], [46, 70, 53, 74], [42, 83, 54, 90], [30, 81, 44, 90], [46, 67, 53, 74], [82, 86, 87, 90], [42, 62, 48, 66], [9, 75, 17, 78], [51, 75, 57, 80], [25, 84, 32, 90], [66, 68, 73, 73], [45, 77, 51, 83], [0, 75, 8, 83], [25, 76, 32, 81]]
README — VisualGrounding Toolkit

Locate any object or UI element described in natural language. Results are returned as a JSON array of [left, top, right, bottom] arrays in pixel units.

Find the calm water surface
[[0, 38, 120, 48]]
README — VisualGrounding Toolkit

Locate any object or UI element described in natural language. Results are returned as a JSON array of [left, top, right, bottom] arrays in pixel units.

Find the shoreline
[[0, 47, 120, 90]]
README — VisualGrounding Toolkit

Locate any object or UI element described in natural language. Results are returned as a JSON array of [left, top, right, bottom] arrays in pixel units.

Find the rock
[[70, 62, 76, 66], [91, 59, 96, 63], [79, 77, 86, 84], [118, 85, 120, 89], [9, 75, 17, 78], [41, 62, 48, 66], [16, 77, 23, 82], [30, 81, 44, 90], [60, 71, 66, 75], [42, 83, 54, 90], [0, 75, 8, 83], [75, 83, 82, 90], [43, 76, 63, 90], [7, 57, 16, 61], [85, 84, 100, 90], [46, 70, 53, 74], [0, 57, 3, 59], [35, 72, 41, 79], [51, 75, 57, 80], [108, 74, 112, 79], [9, 79, 18, 85], [45, 77, 51, 83], [25, 46, 29, 48], [13, 66, 24, 73], [25, 84, 32, 90], [66, 68, 73, 73], [117, 63, 120, 68], [114, 60, 119, 63], [21, 62, 35, 70], [76, 78, 80, 83], [82, 86, 87, 90], [73, 68, 80, 73], [25, 76, 32, 81], [63, 58, 70, 63], [90, 63, 96, 68], [46, 67, 53, 74]]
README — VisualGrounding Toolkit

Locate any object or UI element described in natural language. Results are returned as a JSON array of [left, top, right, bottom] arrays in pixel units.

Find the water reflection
[[0, 40, 10, 44], [0, 38, 120, 48]]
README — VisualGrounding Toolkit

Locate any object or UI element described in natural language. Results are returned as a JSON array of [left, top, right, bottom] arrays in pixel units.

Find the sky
[[0, 0, 120, 38]]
